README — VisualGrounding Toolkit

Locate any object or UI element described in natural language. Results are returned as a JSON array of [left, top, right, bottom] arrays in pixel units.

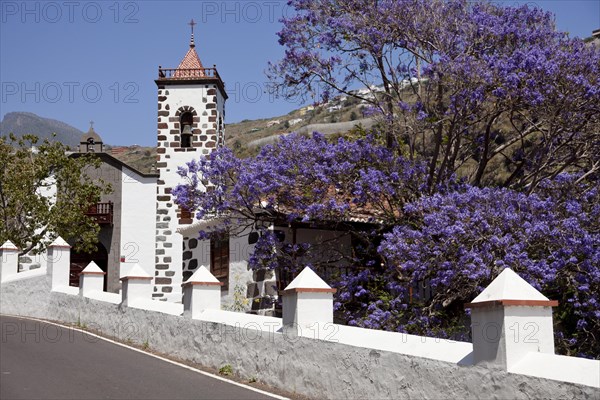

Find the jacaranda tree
[[268, 0, 600, 192], [175, 0, 600, 358], [175, 134, 599, 357], [376, 177, 599, 357], [173, 133, 430, 270]]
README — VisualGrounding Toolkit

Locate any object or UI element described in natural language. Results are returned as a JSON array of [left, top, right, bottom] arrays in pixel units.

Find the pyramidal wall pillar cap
[[48, 236, 71, 249], [181, 265, 223, 287], [282, 266, 337, 294], [0, 240, 19, 251], [120, 263, 152, 281], [465, 268, 558, 309], [80, 261, 106, 276]]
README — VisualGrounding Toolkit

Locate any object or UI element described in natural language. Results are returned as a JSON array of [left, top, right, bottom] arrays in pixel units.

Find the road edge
[[0, 313, 291, 400]]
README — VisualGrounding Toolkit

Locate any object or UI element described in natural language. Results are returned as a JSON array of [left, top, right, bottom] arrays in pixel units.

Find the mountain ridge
[[0, 112, 83, 148]]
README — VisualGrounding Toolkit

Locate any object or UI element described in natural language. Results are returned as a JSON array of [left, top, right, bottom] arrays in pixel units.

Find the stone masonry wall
[[182, 236, 210, 283], [18, 255, 43, 272], [154, 83, 225, 302]]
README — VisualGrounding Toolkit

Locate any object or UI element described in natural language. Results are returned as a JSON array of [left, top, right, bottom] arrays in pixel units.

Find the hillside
[[224, 91, 377, 157], [0, 92, 377, 174], [0, 112, 83, 148], [110, 145, 156, 174]]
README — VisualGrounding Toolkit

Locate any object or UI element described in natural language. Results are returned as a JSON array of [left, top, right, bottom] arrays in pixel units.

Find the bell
[[182, 125, 193, 135]]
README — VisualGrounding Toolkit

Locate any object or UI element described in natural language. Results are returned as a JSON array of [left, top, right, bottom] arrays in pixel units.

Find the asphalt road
[[0, 315, 281, 400]]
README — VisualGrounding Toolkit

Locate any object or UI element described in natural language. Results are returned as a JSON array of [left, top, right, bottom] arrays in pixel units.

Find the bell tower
[[153, 21, 227, 301], [79, 121, 104, 153]]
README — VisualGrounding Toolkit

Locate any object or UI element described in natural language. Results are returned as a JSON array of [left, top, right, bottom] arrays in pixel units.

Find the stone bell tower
[[153, 20, 227, 302], [79, 122, 104, 153]]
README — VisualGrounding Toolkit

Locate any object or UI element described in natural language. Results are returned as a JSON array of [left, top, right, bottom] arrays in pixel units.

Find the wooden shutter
[[210, 235, 229, 290]]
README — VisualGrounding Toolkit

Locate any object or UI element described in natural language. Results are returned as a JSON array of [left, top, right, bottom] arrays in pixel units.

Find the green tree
[[0, 134, 111, 256]]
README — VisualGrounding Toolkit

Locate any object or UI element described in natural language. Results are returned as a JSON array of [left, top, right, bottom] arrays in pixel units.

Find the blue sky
[[1, 0, 599, 146]]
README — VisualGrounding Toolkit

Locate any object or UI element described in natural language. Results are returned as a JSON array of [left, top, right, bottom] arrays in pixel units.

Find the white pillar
[[465, 268, 557, 370], [0, 241, 20, 283], [281, 267, 337, 337], [79, 261, 105, 297], [120, 263, 153, 306], [47, 237, 71, 291], [182, 266, 223, 319]]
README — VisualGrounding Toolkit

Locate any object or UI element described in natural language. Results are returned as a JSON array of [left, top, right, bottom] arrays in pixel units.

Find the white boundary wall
[[1, 248, 598, 399]]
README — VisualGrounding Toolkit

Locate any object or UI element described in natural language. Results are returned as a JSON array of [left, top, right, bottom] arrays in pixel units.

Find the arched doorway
[[70, 243, 108, 290]]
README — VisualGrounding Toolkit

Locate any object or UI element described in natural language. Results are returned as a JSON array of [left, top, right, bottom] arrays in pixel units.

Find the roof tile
[[174, 46, 205, 78]]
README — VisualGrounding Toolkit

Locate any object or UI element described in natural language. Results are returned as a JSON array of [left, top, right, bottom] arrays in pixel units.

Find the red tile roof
[[174, 34, 206, 78]]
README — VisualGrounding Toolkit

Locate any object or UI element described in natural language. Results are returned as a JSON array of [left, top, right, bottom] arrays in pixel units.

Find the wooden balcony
[[85, 202, 113, 226]]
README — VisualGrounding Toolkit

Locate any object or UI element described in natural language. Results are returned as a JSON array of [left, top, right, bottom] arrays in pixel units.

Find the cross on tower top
[[188, 19, 196, 35], [89, 121, 94, 129], [188, 19, 197, 48]]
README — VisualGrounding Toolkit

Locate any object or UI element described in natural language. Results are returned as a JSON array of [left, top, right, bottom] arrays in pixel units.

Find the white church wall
[[120, 166, 157, 278], [36, 175, 57, 202], [19, 175, 57, 271]]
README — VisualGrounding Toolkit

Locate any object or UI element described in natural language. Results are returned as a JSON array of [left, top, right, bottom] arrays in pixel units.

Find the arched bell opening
[[180, 112, 194, 148]]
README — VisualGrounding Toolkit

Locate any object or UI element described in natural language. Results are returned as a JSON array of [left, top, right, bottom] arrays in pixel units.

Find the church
[[70, 24, 253, 306], [60, 23, 354, 315]]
